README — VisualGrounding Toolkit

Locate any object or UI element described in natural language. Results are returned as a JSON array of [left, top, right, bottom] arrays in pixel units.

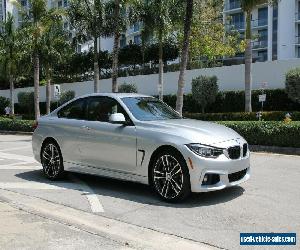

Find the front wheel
[[41, 141, 64, 180], [151, 150, 191, 202]]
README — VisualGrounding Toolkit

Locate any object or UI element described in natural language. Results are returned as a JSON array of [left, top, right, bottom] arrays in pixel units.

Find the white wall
[[1, 59, 299, 103]]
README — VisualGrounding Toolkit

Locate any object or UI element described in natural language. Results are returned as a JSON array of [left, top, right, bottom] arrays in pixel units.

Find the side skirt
[[64, 161, 149, 185]]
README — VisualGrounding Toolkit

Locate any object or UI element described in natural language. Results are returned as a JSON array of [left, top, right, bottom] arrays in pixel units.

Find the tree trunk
[[94, 38, 99, 93], [158, 29, 164, 101], [46, 77, 51, 115], [34, 53, 40, 120], [9, 74, 14, 116], [245, 10, 252, 112], [201, 105, 204, 114], [112, 0, 120, 93], [112, 32, 120, 92], [175, 0, 194, 115]]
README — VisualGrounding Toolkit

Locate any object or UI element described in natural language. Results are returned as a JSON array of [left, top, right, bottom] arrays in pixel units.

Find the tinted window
[[58, 99, 86, 120], [87, 97, 130, 122], [121, 97, 182, 121]]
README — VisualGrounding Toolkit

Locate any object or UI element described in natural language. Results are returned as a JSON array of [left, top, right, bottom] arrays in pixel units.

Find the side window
[[57, 99, 86, 120], [87, 97, 130, 122]]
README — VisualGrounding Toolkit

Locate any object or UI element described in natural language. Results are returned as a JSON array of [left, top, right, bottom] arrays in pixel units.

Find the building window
[[120, 34, 126, 48], [58, 0, 63, 8], [258, 7, 268, 26], [134, 35, 141, 45], [258, 50, 268, 62], [20, 0, 27, 7], [77, 44, 82, 53], [64, 0, 68, 7], [258, 29, 268, 42], [230, 12, 244, 30], [63, 22, 68, 29], [228, 0, 241, 10], [133, 22, 140, 32]]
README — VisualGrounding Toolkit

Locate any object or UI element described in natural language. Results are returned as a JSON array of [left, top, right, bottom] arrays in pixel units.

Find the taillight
[[32, 121, 38, 131]]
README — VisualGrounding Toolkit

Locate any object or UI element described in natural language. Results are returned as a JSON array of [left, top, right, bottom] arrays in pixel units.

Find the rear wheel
[[151, 149, 191, 202], [41, 141, 64, 180]]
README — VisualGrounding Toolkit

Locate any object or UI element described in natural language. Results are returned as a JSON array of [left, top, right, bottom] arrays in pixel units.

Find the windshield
[[121, 97, 182, 121]]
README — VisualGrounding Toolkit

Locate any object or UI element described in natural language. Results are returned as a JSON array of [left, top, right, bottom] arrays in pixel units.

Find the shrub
[[17, 92, 34, 115], [286, 68, 300, 103], [0, 117, 34, 132], [0, 96, 10, 115], [118, 83, 138, 93], [161, 89, 300, 113], [59, 90, 75, 105], [191, 75, 219, 113], [185, 111, 300, 121], [218, 121, 300, 148]]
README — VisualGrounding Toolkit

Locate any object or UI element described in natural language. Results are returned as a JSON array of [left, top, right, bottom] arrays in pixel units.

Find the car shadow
[[15, 169, 245, 208]]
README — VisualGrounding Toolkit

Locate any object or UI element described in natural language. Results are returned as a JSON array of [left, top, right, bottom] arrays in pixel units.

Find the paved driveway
[[0, 134, 299, 249]]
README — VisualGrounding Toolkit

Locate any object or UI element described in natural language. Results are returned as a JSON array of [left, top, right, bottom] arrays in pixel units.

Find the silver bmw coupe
[[32, 93, 250, 201]]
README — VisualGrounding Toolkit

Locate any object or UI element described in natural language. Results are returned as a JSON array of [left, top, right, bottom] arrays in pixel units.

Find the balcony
[[252, 40, 268, 50], [252, 18, 268, 29], [224, 1, 241, 11], [295, 13, 300, 22], [128, 22, 141, 35], [226, 22, 245, 31], [295, 36, 300, 45]]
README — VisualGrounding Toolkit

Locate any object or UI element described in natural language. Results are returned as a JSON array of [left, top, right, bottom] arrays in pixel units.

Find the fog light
[[202, 174, 220, 185]]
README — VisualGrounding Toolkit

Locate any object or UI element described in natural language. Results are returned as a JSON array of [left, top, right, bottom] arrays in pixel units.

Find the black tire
[[150, 149, 191, 202], [41, 140, 64, 180]]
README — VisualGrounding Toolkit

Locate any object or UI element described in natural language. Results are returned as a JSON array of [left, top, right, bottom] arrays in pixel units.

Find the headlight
[[186, 144, 224, 158]]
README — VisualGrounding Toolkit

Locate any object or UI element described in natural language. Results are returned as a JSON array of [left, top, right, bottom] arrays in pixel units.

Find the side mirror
[[109, 113, 126, 124]]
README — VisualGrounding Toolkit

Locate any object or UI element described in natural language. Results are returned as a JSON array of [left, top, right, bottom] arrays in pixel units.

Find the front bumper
[[181, 144, 251, 193]]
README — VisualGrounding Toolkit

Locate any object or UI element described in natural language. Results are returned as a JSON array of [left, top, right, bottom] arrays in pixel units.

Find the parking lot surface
[[0, 134, 299, 249]]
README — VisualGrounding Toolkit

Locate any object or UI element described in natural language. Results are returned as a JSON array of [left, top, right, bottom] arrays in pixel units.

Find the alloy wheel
[[41, 143, 62, 179], [153, 154, 184, 200]]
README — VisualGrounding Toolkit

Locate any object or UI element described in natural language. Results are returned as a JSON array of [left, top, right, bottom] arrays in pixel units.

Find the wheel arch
[[148, 145, 186, 186]]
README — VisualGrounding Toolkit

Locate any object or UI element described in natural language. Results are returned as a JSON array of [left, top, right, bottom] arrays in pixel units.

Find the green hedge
[[162, 89, 300, 113], [0, 117, 35, 132], [185, 111, 300, 121], [219, 121, 300, 148]]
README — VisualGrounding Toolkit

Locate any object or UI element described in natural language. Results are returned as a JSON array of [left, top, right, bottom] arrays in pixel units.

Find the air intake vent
[[228, 168, 248, 182]]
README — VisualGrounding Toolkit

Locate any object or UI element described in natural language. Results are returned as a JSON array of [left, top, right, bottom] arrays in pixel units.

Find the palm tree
[[175, 0, 194, 115], [18, 0, 56, 120], [241, 0, 278, 112], [105, 0, 125, 93], [0, 12, 21, 116], [133, 0, 180, 101], [68, 0, 108, 93], [41, 16, 69, 114]]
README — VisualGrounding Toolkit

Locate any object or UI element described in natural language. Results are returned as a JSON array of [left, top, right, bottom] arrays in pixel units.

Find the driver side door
[[79, 96, 137, 174]]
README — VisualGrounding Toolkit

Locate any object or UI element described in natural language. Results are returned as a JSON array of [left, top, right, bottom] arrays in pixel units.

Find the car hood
[[140, 119, 242, 146]]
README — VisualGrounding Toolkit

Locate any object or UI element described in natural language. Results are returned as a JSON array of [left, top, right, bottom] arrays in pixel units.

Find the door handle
[[81, 125, 91, 130]]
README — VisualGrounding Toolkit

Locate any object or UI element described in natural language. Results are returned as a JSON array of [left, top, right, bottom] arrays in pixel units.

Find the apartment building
[[0, 0, 6, 22], [224, 0, 300, 62], [1, 0, 141, 52]]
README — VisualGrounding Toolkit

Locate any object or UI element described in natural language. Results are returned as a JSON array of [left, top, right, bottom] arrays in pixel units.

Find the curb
[[0, 189, 217, 250], [249, 145, 300, 156]]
